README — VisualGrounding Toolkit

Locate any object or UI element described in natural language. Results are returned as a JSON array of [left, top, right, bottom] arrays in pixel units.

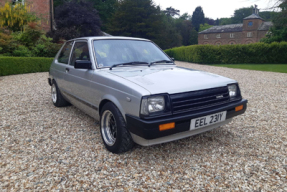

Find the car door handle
[[65, 68, 70, 73]]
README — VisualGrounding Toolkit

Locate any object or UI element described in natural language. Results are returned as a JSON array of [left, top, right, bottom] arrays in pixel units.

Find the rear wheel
[[100, 102, 134, 153], [51, 81, 70, 107]]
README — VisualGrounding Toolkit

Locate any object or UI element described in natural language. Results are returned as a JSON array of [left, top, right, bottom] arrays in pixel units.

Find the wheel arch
[[99, 95, 126, 121]]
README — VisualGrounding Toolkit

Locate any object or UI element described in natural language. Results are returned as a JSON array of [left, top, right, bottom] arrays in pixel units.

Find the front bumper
[[126, 99, 247, 146]]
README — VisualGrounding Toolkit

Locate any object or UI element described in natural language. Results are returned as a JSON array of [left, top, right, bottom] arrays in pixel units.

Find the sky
[[152, 0, 277, 19]]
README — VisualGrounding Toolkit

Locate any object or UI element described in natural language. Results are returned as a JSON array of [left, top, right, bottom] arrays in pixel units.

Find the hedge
[[0, 57, 54, 76], [164, 42, 287, 64]]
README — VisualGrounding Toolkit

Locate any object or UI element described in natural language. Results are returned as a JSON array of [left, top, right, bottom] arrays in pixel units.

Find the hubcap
[[101, 110, 117, 146], [51, 84, 57, 103]]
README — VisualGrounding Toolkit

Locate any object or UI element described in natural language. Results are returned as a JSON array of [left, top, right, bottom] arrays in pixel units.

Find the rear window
[[58, 41, 74, 64]]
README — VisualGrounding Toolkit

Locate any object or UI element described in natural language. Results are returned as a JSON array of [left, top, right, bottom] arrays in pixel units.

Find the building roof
[[258, 21, 273, 31], [199, 24, 243, 34], [243, 13, 264, 20]]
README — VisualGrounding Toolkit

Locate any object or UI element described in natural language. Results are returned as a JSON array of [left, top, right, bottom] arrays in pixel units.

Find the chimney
[[253, 5, 259, 15]]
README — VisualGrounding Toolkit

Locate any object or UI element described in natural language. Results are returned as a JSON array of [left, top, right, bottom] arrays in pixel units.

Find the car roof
[[68, 36, 151, 42]]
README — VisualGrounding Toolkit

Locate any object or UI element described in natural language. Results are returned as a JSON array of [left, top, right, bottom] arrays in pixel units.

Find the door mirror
[[171, 57, 175, 61], [74, 60, 92, 69]]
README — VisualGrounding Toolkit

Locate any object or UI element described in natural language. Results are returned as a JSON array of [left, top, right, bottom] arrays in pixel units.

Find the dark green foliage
[[218, 18, 233, 25], [191, 6, 205, 31], [232, 7, 252, 24], [261, 0, 287, 43], [0, 57, 54, 76], [164, 42, 287, 64], [49, 0, 102, 42], [91, 0, 117, 31], [163, 7, 180, 17], [107, 0, 181, 49]]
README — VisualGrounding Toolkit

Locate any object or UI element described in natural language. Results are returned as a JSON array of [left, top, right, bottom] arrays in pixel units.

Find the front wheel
[[100, 102, 134, 153]]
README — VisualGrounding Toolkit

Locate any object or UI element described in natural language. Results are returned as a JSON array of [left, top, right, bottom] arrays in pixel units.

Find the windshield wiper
[[149, 60, 174, 67], [109, 61, 149, 70]]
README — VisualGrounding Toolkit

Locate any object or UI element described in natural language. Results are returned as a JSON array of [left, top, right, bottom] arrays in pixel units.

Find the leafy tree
[[189, 29, 198, 45], [205, 17, 215, 25], [174, 14, 193, 46], [191, 6, 205, 31], [0, 2, 38, 31], [49, 0, 102, 42], [231, 7, 252, 24], [261, 0, 287, 43], [91, 0, 117, 30], [107, 0, 181, 49], [219, 18, 233, 25], [199, 23, 213, 32], [163, 6, 180, 17]]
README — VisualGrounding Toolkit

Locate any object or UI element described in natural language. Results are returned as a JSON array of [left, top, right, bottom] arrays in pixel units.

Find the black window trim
[[68, 40, 90, 66], [57, 40, 75, 65]]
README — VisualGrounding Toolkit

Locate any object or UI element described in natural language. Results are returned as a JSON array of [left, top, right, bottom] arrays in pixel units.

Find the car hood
[[107, 66, 236, 95]]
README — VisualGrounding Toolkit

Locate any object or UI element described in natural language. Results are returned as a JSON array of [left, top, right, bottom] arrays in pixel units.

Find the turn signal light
[[159, 122, 175, 131], [235, 105, 244, 112]]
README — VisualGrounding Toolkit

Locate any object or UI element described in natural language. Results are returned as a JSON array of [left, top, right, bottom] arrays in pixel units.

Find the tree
[[205, 17, 215, 25], [174, 14, 193, 46], [189, 29, 198, 45], [107, 0, 181, 49], [49, 0, 102, 42], [91, 0, 117, 30], [261, 0, 287, 43], [191, 6, 205, 31], [0, 2, 38, 31], [199, 23, 213, 32], [232, 7, 252, 24], [163, 7, 180, 17]]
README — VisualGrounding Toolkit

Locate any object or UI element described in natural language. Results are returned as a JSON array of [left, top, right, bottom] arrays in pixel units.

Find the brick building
[[0, 0, 54, 32], [198, 6, 273, 45]]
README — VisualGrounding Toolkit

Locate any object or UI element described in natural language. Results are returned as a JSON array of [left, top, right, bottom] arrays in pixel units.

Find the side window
[[58, 41, 74, 64], [70, 42, 90, 66]]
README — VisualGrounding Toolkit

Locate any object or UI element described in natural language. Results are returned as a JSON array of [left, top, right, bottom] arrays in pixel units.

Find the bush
[[0, 57, 54, 76], [164, 42, 287, 64], [12, 45, 32, 57]]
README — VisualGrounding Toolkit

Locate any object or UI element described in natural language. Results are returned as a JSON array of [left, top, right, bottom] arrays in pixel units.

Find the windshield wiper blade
[[109, 61, 149, 70], [149, 60, 173, 67]]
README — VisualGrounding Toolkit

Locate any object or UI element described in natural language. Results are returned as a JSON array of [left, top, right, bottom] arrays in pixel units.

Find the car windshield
[[93, 39, 172, 68]]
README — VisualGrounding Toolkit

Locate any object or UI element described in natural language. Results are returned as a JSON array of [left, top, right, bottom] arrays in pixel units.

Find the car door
[[52, 41, 74, 92], [64, 40, 95, 107]]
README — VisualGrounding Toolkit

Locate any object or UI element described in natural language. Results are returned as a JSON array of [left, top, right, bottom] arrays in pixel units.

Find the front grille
[[170, 87, 230, 114]]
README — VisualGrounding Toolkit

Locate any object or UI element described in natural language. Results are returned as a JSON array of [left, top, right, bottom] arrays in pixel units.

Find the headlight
[[228, 84, 238, 97], [140, 96, 165, 115]]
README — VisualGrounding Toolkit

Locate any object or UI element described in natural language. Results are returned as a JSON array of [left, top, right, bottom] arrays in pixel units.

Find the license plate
[[190, 111, 227, 130]]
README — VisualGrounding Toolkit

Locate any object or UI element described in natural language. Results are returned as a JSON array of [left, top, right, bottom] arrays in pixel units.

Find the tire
[[51, 80, 70, 107], [100, 102, 134, 153]]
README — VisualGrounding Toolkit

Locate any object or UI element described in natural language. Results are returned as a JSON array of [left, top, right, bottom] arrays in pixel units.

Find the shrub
[[0, 2, 38, 31], [0, 57, 54, 76], [164, 42, 287, 64], [12, 45, 32, 57]]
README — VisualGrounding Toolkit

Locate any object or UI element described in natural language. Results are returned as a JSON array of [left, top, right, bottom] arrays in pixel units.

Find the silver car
[[48, 36, 247, 153]]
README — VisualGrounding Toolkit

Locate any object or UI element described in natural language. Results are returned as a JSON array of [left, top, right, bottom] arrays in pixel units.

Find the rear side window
[[58, 41, 74, 64]]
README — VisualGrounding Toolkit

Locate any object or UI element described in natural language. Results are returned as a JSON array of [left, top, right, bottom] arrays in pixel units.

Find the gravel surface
[[1, 61, 287, 191]]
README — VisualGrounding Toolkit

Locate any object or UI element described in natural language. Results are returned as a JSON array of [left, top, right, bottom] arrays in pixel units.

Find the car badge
[[216, 95, 224, 99]]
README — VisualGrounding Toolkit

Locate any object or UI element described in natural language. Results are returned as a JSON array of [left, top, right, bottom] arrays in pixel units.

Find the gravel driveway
[[1, 61, 287, 191]]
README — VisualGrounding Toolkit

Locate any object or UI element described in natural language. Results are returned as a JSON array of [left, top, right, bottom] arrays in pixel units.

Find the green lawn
[[212, 64, 287, 73]]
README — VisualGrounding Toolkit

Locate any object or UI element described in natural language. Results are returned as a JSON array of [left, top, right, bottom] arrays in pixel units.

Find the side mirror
[[171, 57, 175, 61], [74, 60, 92, 70]]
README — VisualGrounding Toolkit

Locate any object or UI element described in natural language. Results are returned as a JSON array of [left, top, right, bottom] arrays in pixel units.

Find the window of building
[[204, 35, 208, 39], [12, 0, 25, 5], [216, 34, 221, 38], [230, 33, 234, 38], [247, 32, 253, 38], [248, 21, 253, 26], [215, 42, 222, 46], [58, 41, 74, 64]]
